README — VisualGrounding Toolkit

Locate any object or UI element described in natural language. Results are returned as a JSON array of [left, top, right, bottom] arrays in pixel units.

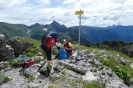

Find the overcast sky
[[0, 0, 133, 27]]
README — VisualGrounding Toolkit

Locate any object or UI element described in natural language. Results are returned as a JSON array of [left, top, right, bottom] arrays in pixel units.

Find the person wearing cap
[[62, 39, 73, 57]]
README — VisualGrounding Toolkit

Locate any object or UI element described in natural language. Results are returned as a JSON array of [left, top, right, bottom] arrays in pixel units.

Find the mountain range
[[0, 21, 133, 44]]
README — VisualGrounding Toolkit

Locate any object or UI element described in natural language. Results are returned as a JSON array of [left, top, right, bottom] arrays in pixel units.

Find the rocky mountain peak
[[50, 20, 61, 26]]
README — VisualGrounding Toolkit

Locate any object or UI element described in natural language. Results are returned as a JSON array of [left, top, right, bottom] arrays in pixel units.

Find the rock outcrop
[[0, 34, 14, 61], [24, 50, 131, 88], [6, 37, 33, 55], [1, 46, 133, 88], [122, 44, 133, 57]]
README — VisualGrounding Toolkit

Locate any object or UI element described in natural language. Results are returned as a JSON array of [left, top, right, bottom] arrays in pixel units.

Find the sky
[[0, 0, 133, 27]]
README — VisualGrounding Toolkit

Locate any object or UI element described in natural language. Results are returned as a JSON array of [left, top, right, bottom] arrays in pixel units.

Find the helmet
[[48, 32, 57, 38], [53, 32, 57, 38]]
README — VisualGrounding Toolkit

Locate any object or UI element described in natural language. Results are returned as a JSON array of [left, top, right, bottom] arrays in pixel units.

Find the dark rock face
[[0, 34, 14, 61], [6, 37, 33, 55], [122, 44, 133, 57]]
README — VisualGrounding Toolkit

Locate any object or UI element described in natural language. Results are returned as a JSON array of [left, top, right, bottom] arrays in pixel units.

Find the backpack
[[39, 61, 52, 77], [41, 32, 57, 49], [24, 59, 34, 67], [59, 48, 67, 59], [19, 59, 34, 74]]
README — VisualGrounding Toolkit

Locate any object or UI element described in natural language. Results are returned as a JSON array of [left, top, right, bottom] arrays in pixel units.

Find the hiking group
[[39, 31, 73, 76], [19, 31, 73, 76]]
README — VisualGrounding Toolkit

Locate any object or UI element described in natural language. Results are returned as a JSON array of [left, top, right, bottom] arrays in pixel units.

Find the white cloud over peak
[[0, 0, 133, 27]]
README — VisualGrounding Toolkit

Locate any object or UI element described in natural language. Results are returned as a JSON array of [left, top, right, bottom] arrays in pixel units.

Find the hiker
[[41, 32, 58, 61], [62, 39, 73, 58], [40, 32, 58, 76], [54, 40, 68, 59]]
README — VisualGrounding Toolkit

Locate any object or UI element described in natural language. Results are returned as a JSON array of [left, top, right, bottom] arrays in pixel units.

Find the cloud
[[110, 0, 127, 4], [0, 0, 133, 27], [63, 0, 77, 4], [49, 0, 64, 7], [0, 0, 26, 8]]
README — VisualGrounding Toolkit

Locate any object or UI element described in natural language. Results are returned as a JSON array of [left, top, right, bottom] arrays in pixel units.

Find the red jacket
[[64, 41, 73, 53], [43, 36, 56, 49]]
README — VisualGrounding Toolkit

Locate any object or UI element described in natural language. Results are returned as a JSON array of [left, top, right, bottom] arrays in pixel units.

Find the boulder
[[0, 34, 14, 61], [58, 61, 87, 75], [117, 57, 127, 66], [122, 44, 133, 57], [6, 37, 33, 55]]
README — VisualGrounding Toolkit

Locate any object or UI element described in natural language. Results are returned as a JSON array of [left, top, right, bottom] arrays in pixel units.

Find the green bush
[[48, 84, 54, 88], [82, 81, 105, 88], [113, 66, 131, 85], [101, 58, 119, 68], [34, 58, 44, 63], [9, 59, 23, 67], [69, 79, 104, 88], [26, 53, 33, 57], [0, 72, 11, 84]]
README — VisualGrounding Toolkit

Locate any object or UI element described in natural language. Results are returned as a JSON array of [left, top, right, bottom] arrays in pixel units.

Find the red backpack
[[24, 59, 34, 67], [42, 36, 56, 49]]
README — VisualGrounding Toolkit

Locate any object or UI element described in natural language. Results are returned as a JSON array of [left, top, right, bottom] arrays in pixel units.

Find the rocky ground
[[0, 50, 133, 88]]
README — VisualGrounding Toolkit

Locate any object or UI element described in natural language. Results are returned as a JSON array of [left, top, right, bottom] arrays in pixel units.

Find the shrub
[[69, 79, 104, 88], [48, 84, 54, 88], [82, 81, 105, 88], [113, 66, 131, 85], [34, 58, 44, 63], [9, 59, 23, 67], [0, 72, 11, 84]]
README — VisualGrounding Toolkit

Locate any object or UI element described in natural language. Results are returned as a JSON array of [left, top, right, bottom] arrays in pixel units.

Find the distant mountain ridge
[[106, 25, 133, 37], [72, 26, 133, 43], [0, 22, 29, 38], [0, 21, 133, 44]]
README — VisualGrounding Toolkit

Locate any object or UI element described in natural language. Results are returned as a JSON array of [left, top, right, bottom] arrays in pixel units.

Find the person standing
[[41, 32, 58, 61], [40, 32, 58, 76]]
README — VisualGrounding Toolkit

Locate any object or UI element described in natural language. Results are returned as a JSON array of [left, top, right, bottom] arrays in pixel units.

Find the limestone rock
[[0, 34, 14, 61], [7, 37, 33, 55], [0, 61, 9, 70]]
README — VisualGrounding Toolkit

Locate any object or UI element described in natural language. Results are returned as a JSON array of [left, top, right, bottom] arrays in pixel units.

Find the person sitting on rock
[[62, 39, 73, 58]]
